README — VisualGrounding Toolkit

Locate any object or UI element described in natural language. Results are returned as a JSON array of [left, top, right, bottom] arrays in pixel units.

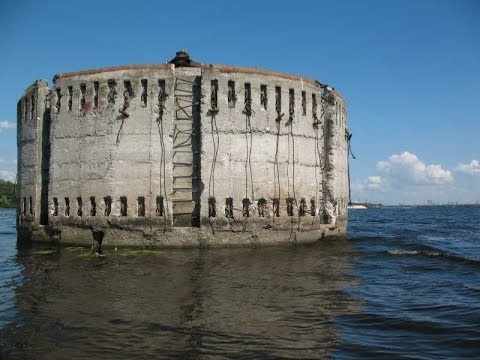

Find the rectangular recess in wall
[[299, 198, 306, 216], [228, 80, 236, 108], [23, 197, 26, 216], [141, 79, 148, 106], [302, 91, 306, 116], [289, 89, 295, 121], [156, 196, 164, 216], [90, 196, 96, 216], [65, 197, 70, 217], [242, 198, 251, 217], [258, 198, 267, 217], [138, 196, 145, 217], [158, 79, 167, 111], [29, 197, 33, 215], [80, 83, 86, 109], [286, 197, 294, 216], [53, 197, 58, 216], [107, 80, 116, 104], [244, 83, 252, 115], [93, 82, 99, 108], [31, 95, 35, 120], [208, 197, 216, 218], [275, 86, 281, 114], [68, 86, 73, 111], [260, 85, 267, 110], [210, 80, 218, 110], [312, 93, 317, 120], [225, 197, 234, 218], [273, 198, 280, 217], [120, 196, 127, 216], [104, 196, 112, 216], [56, 88, 62, 111], [310, 198, 316, 216], [77, 197, 83, 217], [158, 79, 166, 98], [124, 80, 134, 98]]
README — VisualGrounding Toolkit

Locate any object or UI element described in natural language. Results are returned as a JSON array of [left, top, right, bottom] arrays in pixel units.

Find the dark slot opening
[[56, 88, 62, 111], [312, 93, 318, 123], [299, 198, 306, 216], [289, 89, 295, 121], [258, 198, 267, 217], [141, 79, 148, 106], [273, 198, 280, 217], [120, 196, 127, 216], [94, 81, 99, 108], [77, 197, 83, 217], [302, 91, 306, 116], [65, 197, 70, 217], [31, 95, 35, 119], [228, 80, 236, 108], [123, 80, 135, 98], [286, 197, 294, 216], [90, 196, 96, 216], [242, 198, 251, 217], [156, 196, 164, 216], [138, 196, 145, 217], [260, 85, 267, 110], [53, 197, 58, 216], [80, 83, 86, 109], [208, 197, 216, 217], [104, 196, 112, 216], [225, 197, 234, 218], [210, 80, 218, 110], [107, 80, 116, 104], [275, 86, 281, 114], [244, 83, 252, 115], [310, 198, 316, 216], [68, 86, 73, 111]]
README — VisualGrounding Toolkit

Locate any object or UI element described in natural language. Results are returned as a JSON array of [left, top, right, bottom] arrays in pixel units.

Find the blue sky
[[1, 0, 479, 204]]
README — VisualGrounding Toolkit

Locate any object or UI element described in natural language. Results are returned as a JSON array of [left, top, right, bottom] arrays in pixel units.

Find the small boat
[[348, 203, 368, 209]]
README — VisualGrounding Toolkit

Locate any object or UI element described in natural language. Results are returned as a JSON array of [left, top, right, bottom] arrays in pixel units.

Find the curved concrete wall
[[17, 60, 349, 248]]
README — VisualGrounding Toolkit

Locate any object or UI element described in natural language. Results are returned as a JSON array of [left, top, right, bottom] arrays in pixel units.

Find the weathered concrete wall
[[49, 66, 175, 229], [17, 57, 349, 248], [200, 67, 329, 225], [17, 80, 49, 225]]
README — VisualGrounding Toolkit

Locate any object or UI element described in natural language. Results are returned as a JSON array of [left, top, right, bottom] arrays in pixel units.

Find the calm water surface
[[1, 206, 479, 359]]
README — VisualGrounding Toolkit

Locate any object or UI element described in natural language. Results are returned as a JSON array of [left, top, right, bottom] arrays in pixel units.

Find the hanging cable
[[346, 129, 355, 205], [207, 81, 220, 235], [273, 98, 283, 221], [244, 86, 255, 202], [157, 85, 169, 229], [208, 113, 220, 200]]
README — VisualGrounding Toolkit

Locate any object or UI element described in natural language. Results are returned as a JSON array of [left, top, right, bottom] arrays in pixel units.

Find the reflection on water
[[2, 233, 358, 359]]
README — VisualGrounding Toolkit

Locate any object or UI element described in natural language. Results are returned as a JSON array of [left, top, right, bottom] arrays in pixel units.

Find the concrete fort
[[16, 50, 349, 248]]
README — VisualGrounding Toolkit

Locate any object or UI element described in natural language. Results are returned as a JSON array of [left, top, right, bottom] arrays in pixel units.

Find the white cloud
[[0, 170, 16, 182], [457, 160, 480, 176], [352, 176, 386, 192], [366, 176, 385, 189], [377, 151, 453, 185], [0, 121, 16, 134]]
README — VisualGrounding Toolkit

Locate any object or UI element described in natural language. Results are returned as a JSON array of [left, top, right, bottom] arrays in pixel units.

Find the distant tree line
[[0, 180, 16, 208]]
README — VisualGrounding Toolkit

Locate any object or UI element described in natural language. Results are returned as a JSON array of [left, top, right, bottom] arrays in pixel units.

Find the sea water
[[1, 206, 479, 359]]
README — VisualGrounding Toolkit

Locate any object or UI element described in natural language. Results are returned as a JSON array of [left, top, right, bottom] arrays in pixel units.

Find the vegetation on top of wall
[[0, 180, 16, 208]]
